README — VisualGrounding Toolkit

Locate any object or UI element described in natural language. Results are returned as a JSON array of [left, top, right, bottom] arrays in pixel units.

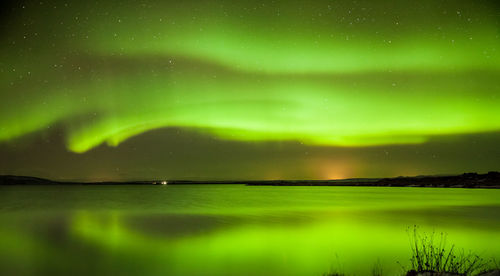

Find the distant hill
[[0, 175, 57, 185], [0, 175, 148, 185], [376, 171, 500, 188], [246, 172, 500, 188], [1, 172, 499, 188]]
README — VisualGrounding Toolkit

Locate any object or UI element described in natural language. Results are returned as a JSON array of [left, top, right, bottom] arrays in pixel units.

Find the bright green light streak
[[83, 0, 500, 73], [1, 63, 500, 153], [1, 0, 499, 152]]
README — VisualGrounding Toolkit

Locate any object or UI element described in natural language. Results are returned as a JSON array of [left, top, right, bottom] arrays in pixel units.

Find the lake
[[0, 185, 499, 275]]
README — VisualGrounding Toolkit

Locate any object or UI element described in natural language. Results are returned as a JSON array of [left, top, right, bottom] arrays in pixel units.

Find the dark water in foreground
[[0, 185, 499, 276]]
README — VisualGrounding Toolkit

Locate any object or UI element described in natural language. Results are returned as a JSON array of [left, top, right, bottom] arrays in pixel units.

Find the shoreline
[[0, 172, 499, 188]]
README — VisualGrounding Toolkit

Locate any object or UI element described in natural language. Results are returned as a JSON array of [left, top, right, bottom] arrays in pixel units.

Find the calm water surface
[[0, 185, 499, 275]]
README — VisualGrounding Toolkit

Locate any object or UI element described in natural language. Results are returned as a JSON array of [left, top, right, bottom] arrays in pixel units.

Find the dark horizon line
[[2, 169, 499, 184], [0, 172, 485, 183], [1, 171, 499, 188]]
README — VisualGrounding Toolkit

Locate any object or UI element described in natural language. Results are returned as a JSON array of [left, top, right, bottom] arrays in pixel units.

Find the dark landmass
[[0, 175, 153, 186], [1, 172, 500, 188], [245, 172, 500, 188]]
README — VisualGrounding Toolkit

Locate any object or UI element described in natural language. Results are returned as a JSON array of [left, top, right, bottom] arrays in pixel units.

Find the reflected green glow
[[1, 0, 499, 153], [69, 212, 500, 276], [1, 186, 500, 275]]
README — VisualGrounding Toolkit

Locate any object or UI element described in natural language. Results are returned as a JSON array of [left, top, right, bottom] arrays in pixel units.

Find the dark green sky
[[0, 0, 499, 181]]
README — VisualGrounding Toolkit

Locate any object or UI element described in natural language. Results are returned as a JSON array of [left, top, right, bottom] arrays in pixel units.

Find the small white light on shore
[[161, 181, 167, 185]]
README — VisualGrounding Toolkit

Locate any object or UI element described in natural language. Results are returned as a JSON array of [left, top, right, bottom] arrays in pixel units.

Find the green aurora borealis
[[1, 0, 499, 180]]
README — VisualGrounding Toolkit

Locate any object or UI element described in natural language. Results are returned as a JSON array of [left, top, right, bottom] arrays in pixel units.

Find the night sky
[[1, 0, 499, 181]]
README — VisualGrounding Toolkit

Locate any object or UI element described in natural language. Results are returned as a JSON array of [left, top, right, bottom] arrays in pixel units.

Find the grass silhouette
[[323, 226, 496, 276], [406, 226, 487, 275]]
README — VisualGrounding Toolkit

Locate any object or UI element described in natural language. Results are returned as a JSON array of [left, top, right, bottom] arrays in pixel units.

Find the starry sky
[[0, 0, 499, 181]]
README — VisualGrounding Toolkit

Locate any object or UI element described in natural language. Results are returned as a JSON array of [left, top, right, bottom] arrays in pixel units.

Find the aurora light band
[[0, 0, 499, 180]]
